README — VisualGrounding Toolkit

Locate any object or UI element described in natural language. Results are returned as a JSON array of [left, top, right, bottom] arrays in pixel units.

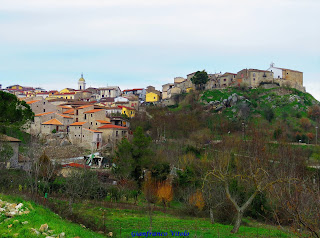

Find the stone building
[[26, 98, 56, 114], [235, 69, 274, 88], [267, 63, 304, 91]]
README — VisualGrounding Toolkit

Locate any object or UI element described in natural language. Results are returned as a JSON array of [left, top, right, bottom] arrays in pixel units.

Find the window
[[91, 122, 92, 125], [154, 97, 156, 99], [91, 114, 93, 117], [96, 123, 97, 125], [116, 131, 118, 137], [253, 73, 256, 77], [76, 110, 78, 115], [43, 109, 45, 112], [224, 79, 226, 81], [84, 114, 86, 120], [253, 78, 255, 81]]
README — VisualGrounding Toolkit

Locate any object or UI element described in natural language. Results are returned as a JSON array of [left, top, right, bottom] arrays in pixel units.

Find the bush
[[52, 129, 57, 133], [263, 107, 274, 122]]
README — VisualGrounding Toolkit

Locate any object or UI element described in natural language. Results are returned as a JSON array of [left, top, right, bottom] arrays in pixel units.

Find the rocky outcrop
[[0, 199, 29, 217]]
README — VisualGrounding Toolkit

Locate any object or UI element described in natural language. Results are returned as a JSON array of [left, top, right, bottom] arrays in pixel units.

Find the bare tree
[[203, 131, 298, 233]]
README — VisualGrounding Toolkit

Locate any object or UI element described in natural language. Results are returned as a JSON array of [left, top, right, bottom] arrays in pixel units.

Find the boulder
[[58, 232, 66, 238], [39, 224, 49, 232], [31, 228, 40, 236]]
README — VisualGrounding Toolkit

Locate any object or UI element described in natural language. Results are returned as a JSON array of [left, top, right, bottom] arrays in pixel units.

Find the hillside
[[200, 87, 320, 142], [0, 194, 105, 238]]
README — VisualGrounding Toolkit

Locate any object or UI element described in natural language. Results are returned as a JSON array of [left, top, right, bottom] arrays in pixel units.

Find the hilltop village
[[1, 64, 304, 153]]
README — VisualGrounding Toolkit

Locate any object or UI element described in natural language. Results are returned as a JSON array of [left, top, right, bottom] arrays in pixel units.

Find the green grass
[[64, 200, 292, 238], [0, 194, 105, 238]]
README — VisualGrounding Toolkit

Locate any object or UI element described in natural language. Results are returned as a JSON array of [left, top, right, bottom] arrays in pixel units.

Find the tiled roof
[[77, 105, 92, 109], [97, 125, 128, 129], [70, 122, 87, 126], [42, 118, 63, 125], [56, 113, 73, 119], [55, 92, 76, 95], [118, 105, 135, 110], [84, 109, 104, 113], [63, 109, 74, 114], [96, 120, 111, 124], [62, 163, 90, 169], [84, 128, 102, 133], [59, 105, 72, 109], [26, 100, 41, 104], [35, 112, 55, 117]]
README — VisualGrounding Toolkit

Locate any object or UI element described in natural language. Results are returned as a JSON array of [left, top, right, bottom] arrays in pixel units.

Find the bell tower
[[78, 73, 86, 90]]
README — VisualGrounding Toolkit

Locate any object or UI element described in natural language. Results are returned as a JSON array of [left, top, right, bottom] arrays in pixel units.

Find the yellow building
[[59, 88, 74, 94], [119, 106, 136, 118], [146, 92, 160, 102]]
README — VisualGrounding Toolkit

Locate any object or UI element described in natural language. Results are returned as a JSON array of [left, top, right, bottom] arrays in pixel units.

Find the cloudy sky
[[0, 0, 319, 98]]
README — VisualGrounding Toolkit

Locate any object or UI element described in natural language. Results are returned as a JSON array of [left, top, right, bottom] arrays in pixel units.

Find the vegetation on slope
[[0, 194, 105, 238]]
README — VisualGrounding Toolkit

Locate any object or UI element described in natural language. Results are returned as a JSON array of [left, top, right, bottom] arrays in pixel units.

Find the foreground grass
[[67, 200, 291, 238], [0, 194, 105, 238]]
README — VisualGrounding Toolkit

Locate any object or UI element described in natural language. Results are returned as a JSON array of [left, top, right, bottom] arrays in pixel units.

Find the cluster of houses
[[1, 63, 304, 155], [161, 63, 305, 105]]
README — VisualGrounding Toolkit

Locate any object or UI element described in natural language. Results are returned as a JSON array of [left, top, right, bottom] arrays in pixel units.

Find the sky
[[0, 0, 319, 99]]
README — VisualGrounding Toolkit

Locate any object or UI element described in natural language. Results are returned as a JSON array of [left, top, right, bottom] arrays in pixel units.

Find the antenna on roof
[[270, 62, 274, 68], [81, 72, 84, 78]]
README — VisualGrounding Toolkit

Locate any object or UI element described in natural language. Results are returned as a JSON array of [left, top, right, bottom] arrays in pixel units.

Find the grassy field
[[66, 200, 292, 238], [0, 193, 294, 237], [0, 194, 105, 238]]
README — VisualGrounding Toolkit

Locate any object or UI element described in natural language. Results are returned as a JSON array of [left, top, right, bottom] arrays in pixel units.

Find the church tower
[[78, 73, 86, 90]]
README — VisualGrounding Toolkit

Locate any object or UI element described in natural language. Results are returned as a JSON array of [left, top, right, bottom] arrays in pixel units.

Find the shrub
[[263, 107, 274, 122], [52, 129, 57, 133]]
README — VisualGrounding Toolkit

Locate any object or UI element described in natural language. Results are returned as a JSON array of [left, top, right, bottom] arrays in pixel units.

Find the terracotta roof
[[118, 105, 135, 110], [26, 100, 41, 104], [55, 92, 76, 95], [63, 109, 74, 114], [98, 125, 128, 129], [56, 113, 73, 119], [42, 118, 63, 125], [0, 135, 21, 142], [77, 105, 92, 109], [123, 88, 143, 92], [70, 122, 87, 126], [62, 163, 90, 169], [96, 120, 111, 124], [35, 111, 55, 117], [84, 109, 104, 113], [84, 128, 102, 133]]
